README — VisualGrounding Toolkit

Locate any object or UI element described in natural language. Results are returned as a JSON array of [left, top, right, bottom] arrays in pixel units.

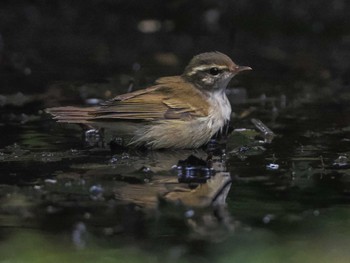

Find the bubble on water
[[78, 179, 86, 186], [313, 210, 320, 216], [89, 184, 104, 200], [333, 155, 349, 167], [266, 163, 279, 170], [33, 185, 42, 190], [70, 149, 79, 155], [103, 227, 114, 236], [262, 214, 275, 224], [46, 205, 60, 214], [109, 155, 118, 164], [141, 166, 152, 173], [137, 19, 161, 33], [64, 181, 72, 187], [121, 152, 129, 160], [83, 212, 91, 220], [85, 98, 102, 105], [85, 129, 102, 146], [44, 178, 57, 184], [19, 113, 30, 124], [72, 222, 87, 249], [185, 209, 195, 218]]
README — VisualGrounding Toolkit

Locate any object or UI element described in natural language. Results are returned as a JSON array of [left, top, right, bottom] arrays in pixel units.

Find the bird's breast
[[130, 91, 232, 149], [206, 91, 232, 134]]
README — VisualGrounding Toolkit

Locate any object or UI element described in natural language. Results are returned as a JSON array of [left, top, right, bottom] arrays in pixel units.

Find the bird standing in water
[[46, 52, 251, 149]]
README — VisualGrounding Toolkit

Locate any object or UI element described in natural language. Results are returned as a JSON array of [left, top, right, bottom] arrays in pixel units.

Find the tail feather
[[45, 106, 98, 123], [45, 106, 143, 139]]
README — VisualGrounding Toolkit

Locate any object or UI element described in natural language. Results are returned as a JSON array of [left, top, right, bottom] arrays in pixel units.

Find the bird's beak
[[233, 65, 252, 73]]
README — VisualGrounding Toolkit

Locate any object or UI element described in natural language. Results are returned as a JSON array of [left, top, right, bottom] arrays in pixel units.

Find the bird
[[46, 52, 251, 149]]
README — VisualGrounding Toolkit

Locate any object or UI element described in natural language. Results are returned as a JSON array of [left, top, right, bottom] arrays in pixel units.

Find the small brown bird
[[46, 52, 251, 149]]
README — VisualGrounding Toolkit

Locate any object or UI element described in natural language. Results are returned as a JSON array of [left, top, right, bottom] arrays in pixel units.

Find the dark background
[[0, 0, 349, 99], [1, 2, 350, 261]]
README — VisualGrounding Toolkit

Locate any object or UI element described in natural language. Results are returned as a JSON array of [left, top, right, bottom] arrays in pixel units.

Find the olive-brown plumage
[[46, 52, 251, 149]]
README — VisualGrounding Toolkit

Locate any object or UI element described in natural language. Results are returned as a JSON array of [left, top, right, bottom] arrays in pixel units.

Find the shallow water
[[1, 85, 350, 262], [1, 1, 350, 262]]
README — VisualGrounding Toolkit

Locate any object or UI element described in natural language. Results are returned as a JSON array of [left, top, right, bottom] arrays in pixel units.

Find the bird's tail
[[45, 106, 98, 123]]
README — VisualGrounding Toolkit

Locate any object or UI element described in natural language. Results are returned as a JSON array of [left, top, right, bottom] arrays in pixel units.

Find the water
[[1, 88, 350, 262], [1, 1, 350, 262]]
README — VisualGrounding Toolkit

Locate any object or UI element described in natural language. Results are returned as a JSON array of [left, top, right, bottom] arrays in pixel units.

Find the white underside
[[131, 90, 232, 149]]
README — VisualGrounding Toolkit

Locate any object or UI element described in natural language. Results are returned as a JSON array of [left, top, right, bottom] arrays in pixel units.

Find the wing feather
[[46, 76, 209, 123], [92, 76, 209, 120]]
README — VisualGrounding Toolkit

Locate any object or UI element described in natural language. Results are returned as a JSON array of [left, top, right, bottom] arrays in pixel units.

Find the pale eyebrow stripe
[[187, 64, 229, 76]]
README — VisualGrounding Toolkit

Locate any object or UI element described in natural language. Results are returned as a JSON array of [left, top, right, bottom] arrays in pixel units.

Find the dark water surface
[[1, 85, 350, 263], [1, 1, 350, 262]]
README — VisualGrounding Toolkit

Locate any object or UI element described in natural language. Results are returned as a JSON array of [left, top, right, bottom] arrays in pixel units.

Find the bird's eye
[[209, 67, 221, 75]]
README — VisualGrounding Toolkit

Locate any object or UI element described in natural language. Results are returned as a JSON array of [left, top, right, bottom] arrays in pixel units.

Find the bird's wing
[[91, 77, 209, 121]]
